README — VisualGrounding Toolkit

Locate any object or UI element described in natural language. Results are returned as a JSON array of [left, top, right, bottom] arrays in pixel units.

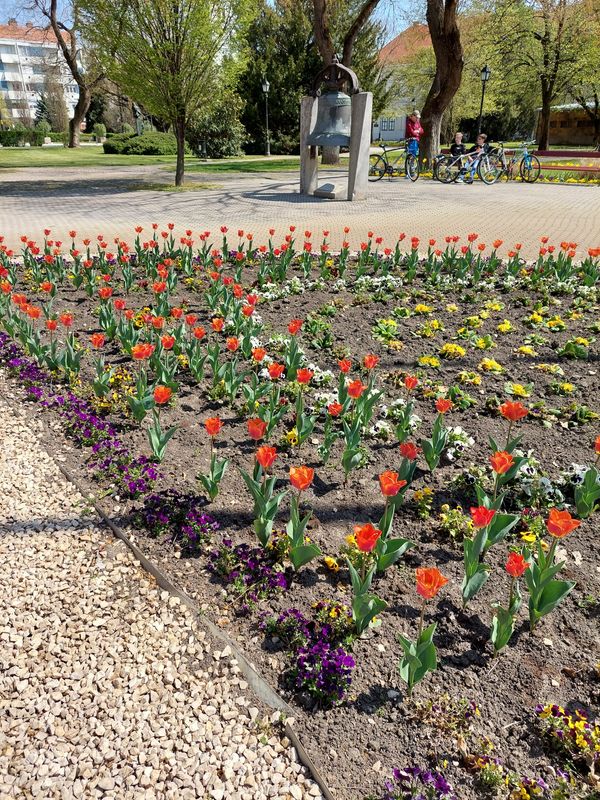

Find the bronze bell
[[306, 89, 352, 147]]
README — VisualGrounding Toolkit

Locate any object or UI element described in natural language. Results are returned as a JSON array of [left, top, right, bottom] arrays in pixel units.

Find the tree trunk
[[175, 116, 186, 187], [68, 86, 91, 148], [419, 0, 464, 166], [321, 146, 340, 164], [538, 89, 552, 150]]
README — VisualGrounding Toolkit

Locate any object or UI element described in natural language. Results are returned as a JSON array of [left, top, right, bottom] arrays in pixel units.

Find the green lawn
[[0, 146, 301, 172]]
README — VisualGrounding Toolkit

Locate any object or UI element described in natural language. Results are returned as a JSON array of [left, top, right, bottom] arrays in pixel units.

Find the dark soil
[[3, 256, 600, 800]]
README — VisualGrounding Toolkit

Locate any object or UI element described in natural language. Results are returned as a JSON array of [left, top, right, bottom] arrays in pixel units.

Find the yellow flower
[[439, 343, 466, 359], [546, 315, 566, 330], [560, 383, 575, 393], [516, 345, 537, 357], [510, 383, 531, 397], [345, 534, 357, 547], [479, 310, 490, 320], [323, 556, 339, 572], [521, 531, 537, 543], [479, 358, 504, 373], [497, 320, 512, 333], [414, 303, 433, 315], [575, 337, 590, 346], [458, 370, 481, 385], [418, 355, 440, 368], [285, 427, 299, 447], [446, 303, 458, 312], [528, 312, 543, 325]]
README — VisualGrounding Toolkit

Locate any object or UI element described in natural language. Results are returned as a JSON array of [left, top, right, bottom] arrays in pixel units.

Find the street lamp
[[261, 77, 271, 157], [477, 65, 491, 136]]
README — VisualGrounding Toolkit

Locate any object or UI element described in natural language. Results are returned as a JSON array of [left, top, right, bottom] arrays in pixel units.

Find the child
[[456, 133, 488, 183], [450, 131, 466, 158]]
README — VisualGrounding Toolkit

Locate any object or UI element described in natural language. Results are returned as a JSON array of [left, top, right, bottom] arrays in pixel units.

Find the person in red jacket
[[405, 111, 423, 151], [404, 110, 423, 178]]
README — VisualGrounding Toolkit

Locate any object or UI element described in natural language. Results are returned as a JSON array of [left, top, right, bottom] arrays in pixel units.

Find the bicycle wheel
[[478, 153, 502, 184], [368, 153, 386, 182], [405, 154, 420, 182], [520, 155, 541, 183]]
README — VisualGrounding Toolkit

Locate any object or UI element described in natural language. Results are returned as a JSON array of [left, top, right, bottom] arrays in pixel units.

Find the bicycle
[[368, 139, 420, 182], [478, 141, 541, 184], [436, 151, 484, 184]]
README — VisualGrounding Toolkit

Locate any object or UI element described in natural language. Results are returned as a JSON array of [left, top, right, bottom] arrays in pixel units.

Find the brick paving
[[0, 165, 599, 258]]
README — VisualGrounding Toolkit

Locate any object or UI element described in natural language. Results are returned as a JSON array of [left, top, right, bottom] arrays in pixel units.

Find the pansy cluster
[[0, 332, 160, 500], [261, 603, 355, 707], [207, 537, 288, 615], [382, 766, 456, 800], [536, 703, 600, 768], [137, 489, 219, 552]]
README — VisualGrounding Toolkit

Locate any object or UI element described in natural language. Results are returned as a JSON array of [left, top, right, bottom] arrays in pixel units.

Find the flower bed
[[0, 227, 599, 799]]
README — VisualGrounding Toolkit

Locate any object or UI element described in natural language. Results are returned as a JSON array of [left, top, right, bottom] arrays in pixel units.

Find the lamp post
[[261, 77, 271, 157], [477, 65, 491, 136]]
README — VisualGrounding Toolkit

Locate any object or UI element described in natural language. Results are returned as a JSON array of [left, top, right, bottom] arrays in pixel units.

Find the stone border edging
[[8, 384, 338, 800]]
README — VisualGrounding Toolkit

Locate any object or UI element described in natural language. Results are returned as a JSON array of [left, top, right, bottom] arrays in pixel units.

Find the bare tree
[[28, 0, 103, 146]]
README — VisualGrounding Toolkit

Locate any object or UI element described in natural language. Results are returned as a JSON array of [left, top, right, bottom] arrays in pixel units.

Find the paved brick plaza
[[0, 165, 598, 257]]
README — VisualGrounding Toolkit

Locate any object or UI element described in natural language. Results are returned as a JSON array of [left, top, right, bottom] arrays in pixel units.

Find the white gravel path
[[0, 389, 322, 800]]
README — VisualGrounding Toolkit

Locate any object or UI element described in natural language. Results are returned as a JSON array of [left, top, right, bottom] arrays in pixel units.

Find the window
[[0, 80, 7, 90], [381, 119, 389, 131], [23, 45, 46, 58], [559, 120, 569, 128], [388, 118, 395, 131], [0, 44, 16, 55]]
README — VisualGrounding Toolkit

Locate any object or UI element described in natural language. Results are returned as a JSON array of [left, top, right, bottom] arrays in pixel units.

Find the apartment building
[[0, 19, 79, 125]]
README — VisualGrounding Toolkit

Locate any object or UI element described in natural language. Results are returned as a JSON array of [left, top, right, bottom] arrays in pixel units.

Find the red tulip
[[338, 359, 352, 373], [226, 337, 239, 352], [268, 363, 285, 380], [252, 347, 266, 362], [506, 551, 528, 578], [296, 368, 314, 384], [470, 506, 496, 528], [328, 402, 343, 417], [435, 398, 453, 414], [354, 523, 382, 553], [404, 375, 418, 391], [400, 442, 419, 461], [288, 319, 303, 335], [347, 380, 365, 399], [161, 335, 175, 350], [247, 418, 267, 440], [363, 354, 379, 370], [499, 401, 528, 422]]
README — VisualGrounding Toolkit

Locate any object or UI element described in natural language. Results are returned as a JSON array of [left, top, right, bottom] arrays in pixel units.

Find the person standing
[[404, 110, 423, 179]]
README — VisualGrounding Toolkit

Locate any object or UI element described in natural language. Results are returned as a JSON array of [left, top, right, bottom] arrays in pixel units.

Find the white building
[[0, 19, 79, 125]]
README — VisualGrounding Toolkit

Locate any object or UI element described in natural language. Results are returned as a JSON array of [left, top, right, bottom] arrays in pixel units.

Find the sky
[[0, 0, 418, 45]]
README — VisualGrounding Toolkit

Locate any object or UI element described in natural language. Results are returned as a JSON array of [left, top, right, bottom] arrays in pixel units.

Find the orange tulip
[[338, 359, 352, 373], [288, 319, 303, 335], [204, 417, 223, 437], [268, 363, 285, 380], [363, 354, 380, 370], [499, 401, 528, 422], [404, 375, 418, 391], [247, 418, 267, 440], [379, 471, 407, 497], [546, 508, 580, 538], [490, 451, 514, 475], [256, 445, 277, 470], [90, 333, 105, 349], [153, 385, 172, 405], [435, 398, 453, 414], [290, 466, 314, 492], [416, 567, 448, 600], [296, 368, 314, 384], [470, 506, 495, 528]]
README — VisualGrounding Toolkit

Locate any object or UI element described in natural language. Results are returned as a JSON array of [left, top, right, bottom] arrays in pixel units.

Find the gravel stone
[[0, 387, 321, 799]]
